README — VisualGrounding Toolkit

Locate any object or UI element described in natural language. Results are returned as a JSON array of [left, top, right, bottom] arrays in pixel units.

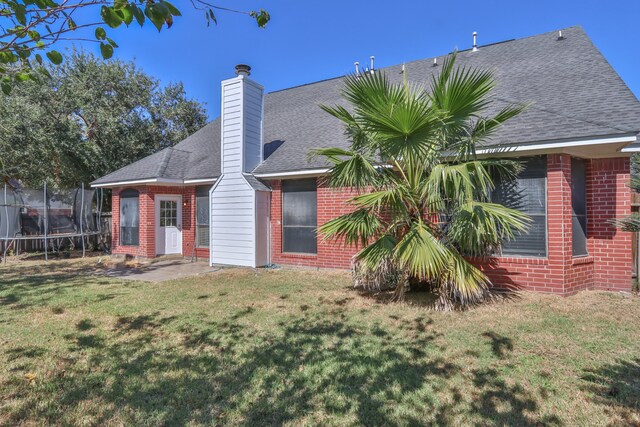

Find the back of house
[[92, 26, 640, 295]]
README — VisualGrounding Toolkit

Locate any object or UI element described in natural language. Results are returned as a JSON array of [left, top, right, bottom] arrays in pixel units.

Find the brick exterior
[[111, 185, 210, 260], [268, 155, 633, 294], [269, 179, 360, 269], [109, 155, 632, 294]]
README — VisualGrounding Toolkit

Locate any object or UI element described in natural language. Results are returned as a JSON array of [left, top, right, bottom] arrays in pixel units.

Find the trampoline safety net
[[0, 183, 102, 240]]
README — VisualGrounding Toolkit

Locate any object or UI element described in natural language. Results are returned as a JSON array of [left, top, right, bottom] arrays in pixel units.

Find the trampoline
[[0, 182, 108, 262]]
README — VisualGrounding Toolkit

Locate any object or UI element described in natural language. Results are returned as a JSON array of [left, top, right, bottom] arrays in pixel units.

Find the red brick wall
[[111, 185, 209, 260], [268, 155, 633, 294], [269, 179, 360, 269], [590, 158, 632, 291]]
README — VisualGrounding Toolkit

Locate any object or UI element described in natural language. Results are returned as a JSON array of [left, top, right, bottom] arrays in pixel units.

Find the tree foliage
[[0, 0, 269, 93], [0, 49, 207, 187], [314, 53, 529, 310]]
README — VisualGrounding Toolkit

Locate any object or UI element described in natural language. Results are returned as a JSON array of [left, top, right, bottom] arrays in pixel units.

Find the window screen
[[492, 156, 547, 257], [282, 179, 317, 254], [196, 185, 211, 248], [120, 189, 139, 246], [571, 158, 588, 257]]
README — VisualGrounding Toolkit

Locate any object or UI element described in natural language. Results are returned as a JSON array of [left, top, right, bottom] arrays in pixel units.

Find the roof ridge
[[267, 26, 583, 96]]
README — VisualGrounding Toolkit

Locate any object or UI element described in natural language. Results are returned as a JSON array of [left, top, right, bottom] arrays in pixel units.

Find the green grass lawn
[[0, 256, 639, 426]]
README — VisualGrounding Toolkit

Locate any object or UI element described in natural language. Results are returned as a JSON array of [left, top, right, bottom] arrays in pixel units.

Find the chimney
[[220, 64, 264, 174], [472, 31, 478, 51]]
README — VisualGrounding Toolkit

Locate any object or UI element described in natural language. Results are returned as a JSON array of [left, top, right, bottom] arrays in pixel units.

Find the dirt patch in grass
[[0, 258, 639, 425]]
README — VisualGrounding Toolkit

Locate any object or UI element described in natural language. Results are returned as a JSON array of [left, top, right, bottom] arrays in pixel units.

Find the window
[[492, 156, 547, 257], [282, 179, 317, 254], [572, 158, 588, 257], [120, 189, 139, 246], [159, 200, 178, 227], [196, 186, 211, 248]]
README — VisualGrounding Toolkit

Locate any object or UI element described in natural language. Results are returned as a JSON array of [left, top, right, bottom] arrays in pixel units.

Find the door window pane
[[160, 200, 177, 227], [282, 179, 317, 254]]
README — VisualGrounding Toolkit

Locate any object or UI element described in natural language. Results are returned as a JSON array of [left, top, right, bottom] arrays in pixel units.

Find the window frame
[[119, 188, 139, 247], [195, 185, 211, 248], [492, 156, 548, 258], [281, 178, 318, 255], [571, 157, 588, 257]]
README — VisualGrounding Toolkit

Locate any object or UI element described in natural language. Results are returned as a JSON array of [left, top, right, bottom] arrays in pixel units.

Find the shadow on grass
[[2, 308, 557, 426], [581, 358, 640, 424]]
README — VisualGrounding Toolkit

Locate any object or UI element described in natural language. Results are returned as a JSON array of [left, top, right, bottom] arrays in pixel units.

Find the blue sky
[[59, 0, 640, 119]]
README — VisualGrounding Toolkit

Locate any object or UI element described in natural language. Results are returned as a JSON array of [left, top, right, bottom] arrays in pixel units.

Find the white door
[[155, 195, 182, 255]]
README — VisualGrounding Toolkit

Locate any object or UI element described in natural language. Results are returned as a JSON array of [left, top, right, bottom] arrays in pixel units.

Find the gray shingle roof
[[243, 174, 271, 191], [93, 26, 640, 185]]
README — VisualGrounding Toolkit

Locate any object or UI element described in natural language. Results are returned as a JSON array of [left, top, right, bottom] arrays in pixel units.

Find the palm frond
[[393, 220, 449, 280], [318, 208, 383, 247], [447, 201, 531, 257], [355, 234, 398, 271]]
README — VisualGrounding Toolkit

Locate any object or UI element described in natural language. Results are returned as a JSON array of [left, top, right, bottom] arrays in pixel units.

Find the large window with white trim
[[120, 189, 139, 246], [492, 156, 547, 257], [282, 179, 317, 254]]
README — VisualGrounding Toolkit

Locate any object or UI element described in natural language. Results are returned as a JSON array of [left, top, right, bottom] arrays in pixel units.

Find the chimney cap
[[235, 64, 251, 76]]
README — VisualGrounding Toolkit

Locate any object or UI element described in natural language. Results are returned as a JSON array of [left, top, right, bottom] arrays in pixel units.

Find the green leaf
[[1, 82, 11, 95], [100, 42, 114, 60], [249, 9, 270, 28], [28, 30, 41, 41], [120, 4, 133, 26], [162, 0, 181, 16], [206, 9, 217, 26], [46, 50, 63, 65], [35, 53, 43, 65], [68, 17, 77, 29], [107, 37, 118, 48], [95, 27, 106, 40], [144, 4, 166, 31], [15, 71, 30, 82], [13, 3, 26, 25], [131, 3, 145, 26], [101, 5, 123, 28]]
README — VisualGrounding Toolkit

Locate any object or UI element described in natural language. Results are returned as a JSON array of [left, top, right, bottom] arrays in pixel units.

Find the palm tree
[[313, 53, 530, 310]]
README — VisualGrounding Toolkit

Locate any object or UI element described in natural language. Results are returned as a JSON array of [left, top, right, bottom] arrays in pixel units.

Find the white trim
[[621, 143, 640, 153], [91, 178, 183, 188], [92, 177, 217, 188], [475, 135, 637, 155], [155, 194, 183, 256], [183, 178, 217, 184], [253, 168, 330, 179]]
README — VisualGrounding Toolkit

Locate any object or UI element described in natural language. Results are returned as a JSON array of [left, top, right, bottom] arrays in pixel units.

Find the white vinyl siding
[[211, 175, 256, 266]]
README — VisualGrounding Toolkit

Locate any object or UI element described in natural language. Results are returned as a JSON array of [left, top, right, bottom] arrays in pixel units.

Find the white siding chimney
[[211, 65, 270, 268], [220, 64, 264, 174]]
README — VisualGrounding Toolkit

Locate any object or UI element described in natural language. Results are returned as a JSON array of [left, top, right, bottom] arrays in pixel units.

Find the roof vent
[[369, 56, 376, 74], [354, 61, 360, 76], [472, 31, 478, 52], [557, 30, 565, 41], [433, 57, 438, 67], [235, 64, 251, 76]]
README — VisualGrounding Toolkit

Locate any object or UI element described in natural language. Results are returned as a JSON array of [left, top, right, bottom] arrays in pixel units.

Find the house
[[92, 26, 640, 295]]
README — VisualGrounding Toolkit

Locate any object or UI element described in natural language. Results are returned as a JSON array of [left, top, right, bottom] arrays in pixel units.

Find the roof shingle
[[93, 26, 640, 185]]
